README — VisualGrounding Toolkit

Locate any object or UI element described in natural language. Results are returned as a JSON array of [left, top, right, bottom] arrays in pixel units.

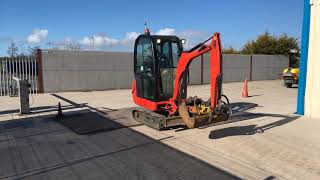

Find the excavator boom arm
[[169, 32, 222, 114]]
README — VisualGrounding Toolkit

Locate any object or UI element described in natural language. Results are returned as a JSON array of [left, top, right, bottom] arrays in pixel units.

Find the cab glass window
[[135, 38, 154, 75], [172, 43, 179, 67], [136, 40, 143, 68]]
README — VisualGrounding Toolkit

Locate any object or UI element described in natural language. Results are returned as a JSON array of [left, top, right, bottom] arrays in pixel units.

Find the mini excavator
[[132, 25, 231, 130]]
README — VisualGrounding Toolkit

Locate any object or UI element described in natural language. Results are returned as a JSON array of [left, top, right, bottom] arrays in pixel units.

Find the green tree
[[7, 42, 19, 57], [27, 46, 40, 56], [241, 40, 254, 54], [241, 31, 300, 67], [241, 31, 299, 55], [223, 46, 239, 54], [275, 33, 299, 56]]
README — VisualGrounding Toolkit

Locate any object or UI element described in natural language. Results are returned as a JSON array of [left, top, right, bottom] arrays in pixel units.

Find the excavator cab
[[134, 35, 187, 102]]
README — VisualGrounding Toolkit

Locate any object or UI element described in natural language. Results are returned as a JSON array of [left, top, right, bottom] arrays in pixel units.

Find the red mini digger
[[132, 28, 231, 130]]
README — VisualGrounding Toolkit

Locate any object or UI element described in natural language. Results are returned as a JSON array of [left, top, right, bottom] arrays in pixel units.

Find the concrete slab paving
[[0, 80, 319, 179]]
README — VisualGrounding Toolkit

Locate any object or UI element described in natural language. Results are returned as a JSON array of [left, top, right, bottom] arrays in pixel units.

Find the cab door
[[156, 40, 186, 101], [134, 37, 156, 100]]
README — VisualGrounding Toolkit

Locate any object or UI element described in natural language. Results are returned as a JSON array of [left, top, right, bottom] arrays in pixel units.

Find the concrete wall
[[304, 0, 320, 120], [251, 55, 288, 81], [202, 54, 251, 83], [41, 50, 133, 92], [188, 57, 202, 85], [40, 49, 288, 93]]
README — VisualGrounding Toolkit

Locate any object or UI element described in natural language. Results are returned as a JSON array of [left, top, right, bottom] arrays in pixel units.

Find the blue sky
[[0, 0, 303, 56]]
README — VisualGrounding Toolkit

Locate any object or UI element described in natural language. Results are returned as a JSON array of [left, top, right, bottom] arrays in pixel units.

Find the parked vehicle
[[282, 67, 299, 88]]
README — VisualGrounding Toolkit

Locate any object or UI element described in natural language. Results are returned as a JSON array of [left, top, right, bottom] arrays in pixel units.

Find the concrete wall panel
[[251, 55, 288, 81], [203, 54, 251, 83], [188, 57, 202, 85], [41, 50, 289, 93], [41, 50, 133, 92]]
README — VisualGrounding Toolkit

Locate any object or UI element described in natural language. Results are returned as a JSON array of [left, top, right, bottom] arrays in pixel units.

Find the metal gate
[[0, 57, 38, 96]]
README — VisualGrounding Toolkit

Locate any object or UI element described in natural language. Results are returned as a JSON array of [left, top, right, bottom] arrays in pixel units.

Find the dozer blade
[[132, 109, 166, 130], [132, 108, 185, 130]]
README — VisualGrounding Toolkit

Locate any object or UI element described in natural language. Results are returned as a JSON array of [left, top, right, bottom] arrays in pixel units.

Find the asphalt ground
[[0, 80, 319, 179]]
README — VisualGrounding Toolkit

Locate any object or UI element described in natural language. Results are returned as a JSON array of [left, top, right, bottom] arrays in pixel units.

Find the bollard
[[57, 102, 63, 117], [12, 77, 30, 114]]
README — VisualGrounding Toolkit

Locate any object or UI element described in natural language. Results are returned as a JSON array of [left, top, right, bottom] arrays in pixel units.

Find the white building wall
[[305, 0, 320, 119]]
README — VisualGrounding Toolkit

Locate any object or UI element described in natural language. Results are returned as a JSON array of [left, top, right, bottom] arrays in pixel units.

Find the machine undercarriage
[[132, 95, 231, 130]]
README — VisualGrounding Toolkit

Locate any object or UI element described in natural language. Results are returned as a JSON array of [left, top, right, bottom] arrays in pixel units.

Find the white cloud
[[79, 32, 140, 48], [79, 35, 119, 47], [125, 32, 140, 41], [46, 37, 79, 49], [178, 30, 210, 49], [21, 27, 209, 51], [76, 28, 209, 51], [155, 28, 176, 35], [27, 29, 48, 44], [64, 37, 72, 43], [79, 37, 92, 46], [120, 32, 140, 46], [154, 28, 209, 49]]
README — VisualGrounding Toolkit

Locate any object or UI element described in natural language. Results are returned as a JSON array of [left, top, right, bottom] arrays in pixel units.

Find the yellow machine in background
[[283, 67, 299, 88]]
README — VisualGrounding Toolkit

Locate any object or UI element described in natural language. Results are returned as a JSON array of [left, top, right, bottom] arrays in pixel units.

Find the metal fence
[[0, 57, 39, 96]]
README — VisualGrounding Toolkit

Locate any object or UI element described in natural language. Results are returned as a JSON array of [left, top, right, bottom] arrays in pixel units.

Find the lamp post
[[91, 36, 95, 50]]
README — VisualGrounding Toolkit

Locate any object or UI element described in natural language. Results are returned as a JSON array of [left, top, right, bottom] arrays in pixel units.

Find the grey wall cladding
[[40, 50, 289, 93], [188, 56, 202, 85], [202, 54, 251, 83], [41, 50, 133, 92], [251, 55, 288, 81]]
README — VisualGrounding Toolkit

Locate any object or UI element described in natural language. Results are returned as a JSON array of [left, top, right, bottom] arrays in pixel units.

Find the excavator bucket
[[178, 100, 230, 129], [178, 101, 196, 128]]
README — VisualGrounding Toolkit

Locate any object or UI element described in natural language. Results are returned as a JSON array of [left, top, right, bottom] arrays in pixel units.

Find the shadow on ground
[[0, 94, 240, 180], [56, 109, 142, 134], [0, 104, 87, 116], [51, 93, 142, 134], [194, 102, 299, 139], [198, 102, 261, 129], [0, 93, 113, 116], [209, 113, 299, 139]]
